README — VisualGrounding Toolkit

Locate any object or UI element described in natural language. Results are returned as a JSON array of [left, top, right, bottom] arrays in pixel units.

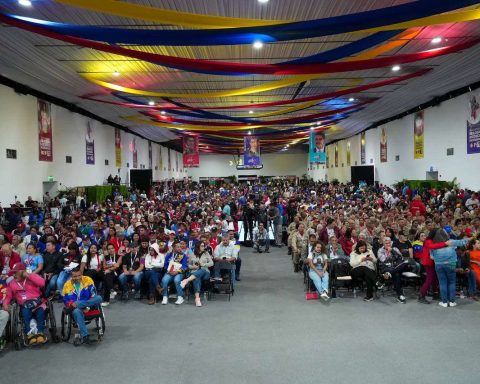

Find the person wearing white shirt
[[144, 243, 166, 305], [213, 236, 238, 284]]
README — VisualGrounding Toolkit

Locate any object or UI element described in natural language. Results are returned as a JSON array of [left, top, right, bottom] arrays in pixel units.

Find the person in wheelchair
[[2, 263, 47, 345], [377, 237, 411, 304], [0, 281, 8, 350], [62, 267, 102, 345], [307, 241, 330, 301]]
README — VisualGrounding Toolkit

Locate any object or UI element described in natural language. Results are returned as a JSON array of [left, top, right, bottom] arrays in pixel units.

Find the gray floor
[[2, 247, 480, 384]]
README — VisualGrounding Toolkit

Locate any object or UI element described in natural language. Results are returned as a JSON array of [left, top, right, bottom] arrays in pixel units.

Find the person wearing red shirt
[[0, 244, 21, 278], [409, 195, 426, 217], [108, 231, 124, 253]]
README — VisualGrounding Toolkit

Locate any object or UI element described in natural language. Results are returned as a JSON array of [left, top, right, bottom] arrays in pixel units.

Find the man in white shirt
[[466, 193, 479, 211], [213, 236, 238, 284]]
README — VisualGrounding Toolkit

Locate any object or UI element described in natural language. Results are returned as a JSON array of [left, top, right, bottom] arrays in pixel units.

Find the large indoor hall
[[1, 1, 480, 383]]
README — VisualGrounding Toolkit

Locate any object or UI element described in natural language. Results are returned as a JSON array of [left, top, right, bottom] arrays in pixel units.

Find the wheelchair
[[8, 298, 60, 350], [60, 305, 106, 346]]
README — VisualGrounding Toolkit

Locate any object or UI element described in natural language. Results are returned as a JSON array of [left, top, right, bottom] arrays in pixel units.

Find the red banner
[[183, 136, 200, 167], [38, 99, 53, 162]]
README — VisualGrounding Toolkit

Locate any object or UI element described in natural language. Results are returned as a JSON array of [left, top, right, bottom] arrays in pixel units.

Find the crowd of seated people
[[0, 179, 479, 349], [284, 182, 479, 305]]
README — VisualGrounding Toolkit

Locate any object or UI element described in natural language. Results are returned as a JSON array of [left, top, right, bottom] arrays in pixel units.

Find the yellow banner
[[54, 1, 480, 31], [414, 111, 425, 159]]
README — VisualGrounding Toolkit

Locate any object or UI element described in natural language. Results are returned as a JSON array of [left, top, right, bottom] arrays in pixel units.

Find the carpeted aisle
[[2, 247, 480, 384]]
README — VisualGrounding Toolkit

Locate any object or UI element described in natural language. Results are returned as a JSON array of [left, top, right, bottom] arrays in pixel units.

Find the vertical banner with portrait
[[346, 142, 351, 166], [132, 138, 138, 168], [85, 120, 95, 165], [168, 148, 171, 171], [467, 94, 480, 154], [244, 136, 261, 166], [148, 141, 152, 169], [183, 136, 200, 167], [414, 111, 424, 159], [380, 126, 387, 163], [115, 128, 122, 167], [309, 131, 326, 163], [159, 146, 164, 170], [334, 144, 339, 167], [38, 99, 53, 162], [360, 132, 366, 165]]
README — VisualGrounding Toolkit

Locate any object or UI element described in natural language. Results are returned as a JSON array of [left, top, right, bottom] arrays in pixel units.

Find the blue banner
[[244, 137, 262, 167]]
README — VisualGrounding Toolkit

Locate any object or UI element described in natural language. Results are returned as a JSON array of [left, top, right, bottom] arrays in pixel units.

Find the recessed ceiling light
[[148, 101, 155, 106], [113, 70, 120, 76], [253, 40, 264, 49], [18, 0, 32, 6], [348, 97, 355, 102], [249, 110, 254, 114], [392, 65, 401, 72], [431, 37, 442, 44], [160, 111, 166, 115]]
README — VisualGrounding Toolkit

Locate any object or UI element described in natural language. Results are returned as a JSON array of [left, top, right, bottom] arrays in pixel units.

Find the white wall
[[309, 89, 480, 189], [0, 84, 184, 204], [186, 152, 307, 181]]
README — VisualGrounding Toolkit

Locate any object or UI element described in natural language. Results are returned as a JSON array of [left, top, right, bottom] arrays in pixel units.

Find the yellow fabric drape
[[82, 30, 418, 100], [54, 1, 480, 31]]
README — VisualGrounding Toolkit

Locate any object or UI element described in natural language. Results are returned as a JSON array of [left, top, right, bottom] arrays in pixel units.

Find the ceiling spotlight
[[248, 131, 252, 135], [258, 0, 269, 3], [148, 101, 155, 106], [253, 40, 264, 49], [160, 111, 166, 115], [348, 97, 355, 102], [249, 110, 254, 114], [310, 127, 314, 131], [391, 65, 401, 72], [18, 0, 32, 6], [431, 36, 442, 44], [113, 70, 120, 77]]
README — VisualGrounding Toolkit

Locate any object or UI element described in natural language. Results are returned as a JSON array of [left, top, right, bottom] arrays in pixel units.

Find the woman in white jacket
[[350, 240, 377, 301], [144, 242, 166, 305]]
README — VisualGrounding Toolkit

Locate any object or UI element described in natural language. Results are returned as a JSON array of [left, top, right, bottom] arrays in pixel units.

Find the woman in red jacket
[[409, 195, 426, 217], [418, 231, 449, 304]]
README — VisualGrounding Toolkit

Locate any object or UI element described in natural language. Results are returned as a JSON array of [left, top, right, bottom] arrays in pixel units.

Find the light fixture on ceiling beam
[[249, 110, 254, 114], [113, 70, 120, 77], [392, 65, 401, 72], [253, 40, 264, 49], [348, 97, 355, 102], [148, 101, 155, 106], [258, 0, 269, 3], [160, 110, 166, 115], [431, 37, 442, 44], [18, 0, 32, 6], [248, 131, 252, 135]]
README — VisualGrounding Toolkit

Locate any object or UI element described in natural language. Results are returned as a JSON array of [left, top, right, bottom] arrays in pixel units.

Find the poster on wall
[[38, 99, 53, 162], [132, 138, 138, 168], [115, 128, 122, 167], [168, 149, 171, 171], [360, 132, 366, 165], [346, 142, 351, 166], [85, 120, 95, 165], [159, 146, 164, 170], [175, 151, 179, 172], [148, 141, 152, 169], [414, 111, 424, 159], [183, 136, 200, 167], [467, 94, 480, 154], [334, 144, 339, 167], [243, 136, 262, 166], [309, 131, 326, 163], [380, 126, 387, 163]]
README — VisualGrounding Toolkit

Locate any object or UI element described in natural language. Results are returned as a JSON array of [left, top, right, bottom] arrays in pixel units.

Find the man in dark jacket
[[43, 240, 62, 297]]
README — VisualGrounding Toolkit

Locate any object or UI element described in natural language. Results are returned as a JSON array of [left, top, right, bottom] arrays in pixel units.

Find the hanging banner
[[346, 142, 351, 166], [183, 136, 200, 167], [309, 131, 326, 163], [148, 141, 152, 169], [38, 99, 53, 162], [243, 136, 262, 167], [467, 94, 480, 154], [414, 111, 424, 159], [334, 144, 339, 167], [115, 128, 122, 167], [85, 120, 95, 165], [360, 132, 366, 164], [168, 149, 171, 171], [380, 126, 387, 163], [159, 146, 164, 170], [175, 152, 179, 172], [132, 138, 138, 168]]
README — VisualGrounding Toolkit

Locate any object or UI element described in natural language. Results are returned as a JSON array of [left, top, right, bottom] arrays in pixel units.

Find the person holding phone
[[101, 243, 122, 306], [349, 241, 377, 302]]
